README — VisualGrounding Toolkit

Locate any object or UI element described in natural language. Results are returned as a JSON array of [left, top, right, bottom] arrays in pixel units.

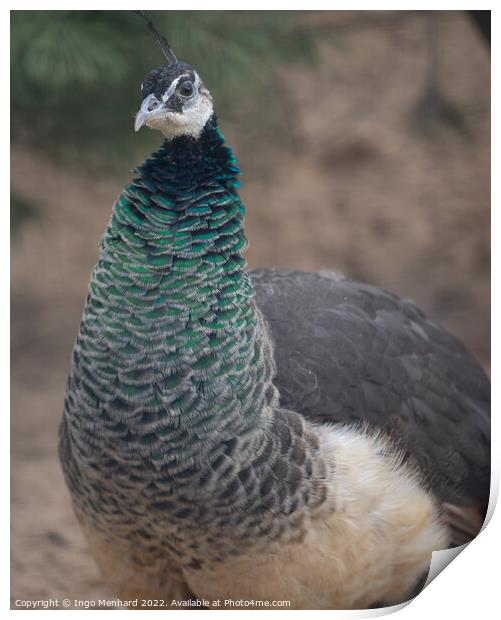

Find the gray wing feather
[[251, 268, 490, 510]]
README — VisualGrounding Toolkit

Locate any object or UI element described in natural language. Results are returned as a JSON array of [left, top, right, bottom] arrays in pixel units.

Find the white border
[[5, 3, 496, 618]]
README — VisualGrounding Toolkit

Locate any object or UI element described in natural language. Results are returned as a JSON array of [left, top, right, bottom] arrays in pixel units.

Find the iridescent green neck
[[107, 116, 247, 273], [74, 117, 278, 469]]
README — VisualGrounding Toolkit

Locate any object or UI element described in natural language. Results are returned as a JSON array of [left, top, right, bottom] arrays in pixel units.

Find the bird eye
[[179, 82, 194, 97]]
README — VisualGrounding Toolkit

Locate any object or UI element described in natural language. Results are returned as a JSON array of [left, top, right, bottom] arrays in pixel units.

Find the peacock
[[59, 13, 490, 610]]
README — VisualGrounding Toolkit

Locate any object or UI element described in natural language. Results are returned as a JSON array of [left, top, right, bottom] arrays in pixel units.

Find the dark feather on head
[[133, 10, 178, 65]]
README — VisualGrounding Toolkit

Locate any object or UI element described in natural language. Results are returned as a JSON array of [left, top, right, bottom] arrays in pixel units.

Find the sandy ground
[[11, 11, 489, 608]]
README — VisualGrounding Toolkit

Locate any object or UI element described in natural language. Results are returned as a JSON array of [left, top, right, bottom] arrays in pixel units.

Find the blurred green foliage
[[11, 191, 42, 237], [11, 10, 319, 170]]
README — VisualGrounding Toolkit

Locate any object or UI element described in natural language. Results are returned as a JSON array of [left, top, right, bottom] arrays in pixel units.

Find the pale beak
[[134, 94, 163, 132]]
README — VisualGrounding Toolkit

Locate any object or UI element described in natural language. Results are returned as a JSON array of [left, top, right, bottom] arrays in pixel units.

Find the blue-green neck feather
[[70, 116, 278, 472]]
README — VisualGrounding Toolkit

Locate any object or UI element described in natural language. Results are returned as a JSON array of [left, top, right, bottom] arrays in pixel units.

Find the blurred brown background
[[11, 10, 489, 606]]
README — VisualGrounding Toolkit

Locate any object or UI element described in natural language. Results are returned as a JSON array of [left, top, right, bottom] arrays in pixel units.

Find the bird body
[[60, 25, 490, 609]]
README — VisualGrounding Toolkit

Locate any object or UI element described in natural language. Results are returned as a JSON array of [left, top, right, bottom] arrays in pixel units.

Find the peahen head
[[134, 62, 213, 139], [133, 11, 213, 140]]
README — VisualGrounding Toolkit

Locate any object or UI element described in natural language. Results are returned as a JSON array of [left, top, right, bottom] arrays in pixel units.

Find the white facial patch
[[160, 97, 213, 140]]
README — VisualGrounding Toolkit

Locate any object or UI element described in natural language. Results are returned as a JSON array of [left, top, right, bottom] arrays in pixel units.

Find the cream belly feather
[[184, 425, 448, 609], [80, 424, 448, 610]]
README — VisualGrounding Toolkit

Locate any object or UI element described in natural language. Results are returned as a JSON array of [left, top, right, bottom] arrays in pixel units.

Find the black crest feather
[[134, 10, 178, 65]]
